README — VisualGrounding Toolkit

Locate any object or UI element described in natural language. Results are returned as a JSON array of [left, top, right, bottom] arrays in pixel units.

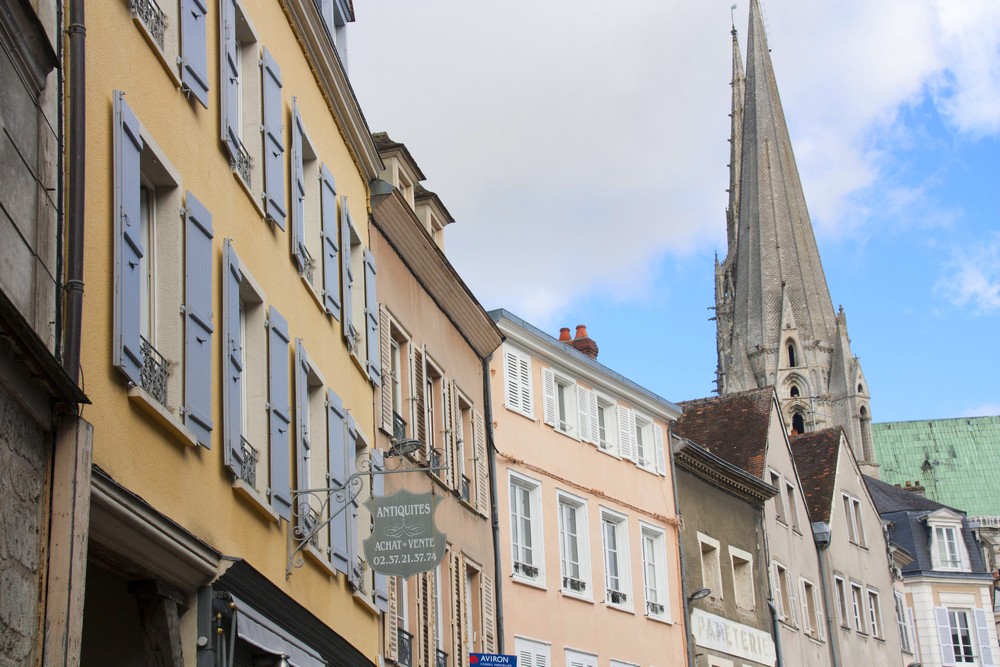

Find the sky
[[348, 1, 1000, 423]]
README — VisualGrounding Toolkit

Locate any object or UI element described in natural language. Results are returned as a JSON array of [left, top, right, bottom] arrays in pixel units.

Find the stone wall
[[0, 383, 49, 666]]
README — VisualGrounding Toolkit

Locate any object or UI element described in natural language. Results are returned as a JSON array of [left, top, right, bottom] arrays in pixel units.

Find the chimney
[[567, 324, 599, 360], [558, 327, 571, 342], [896, 481, 927, 497]]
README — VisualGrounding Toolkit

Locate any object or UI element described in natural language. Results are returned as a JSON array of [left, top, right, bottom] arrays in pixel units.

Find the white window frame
[[509, 471, 545, 585], [503, 345, 534, 419], [595, 393, 618, 456], [895, 591, 912, 653], [553, 371, 578, 437], [633, 412, 655, 471], [851, 582, 866, 633], [730, 546, 755, 611], [785, 481, 800, 532], [930, 523, 968, 572], [230, 3, 262, 201], [842, 493, 866, 547], [557, 491, 591, 599], [698, 532, 723, 601], [834, 575, 849, 628], [946, 608, 976, 664], [641, 522, 670, 621], [770, 469, 786, 524], [601, 508, 631, 610], [866, 588, 882, 639]]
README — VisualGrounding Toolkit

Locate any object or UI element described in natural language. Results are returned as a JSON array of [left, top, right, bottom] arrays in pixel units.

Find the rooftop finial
[[731, 4, 738, 34]]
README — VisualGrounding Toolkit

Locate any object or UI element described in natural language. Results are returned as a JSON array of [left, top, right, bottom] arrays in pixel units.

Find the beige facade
[[370, 135, 502, 667], [491, 311, 686, 667]]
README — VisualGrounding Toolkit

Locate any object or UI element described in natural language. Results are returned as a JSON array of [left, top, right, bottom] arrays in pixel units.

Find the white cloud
[[962, 403, 1000, 418], [937, 232, 1000, 313], [349, 1, 1000, 322]]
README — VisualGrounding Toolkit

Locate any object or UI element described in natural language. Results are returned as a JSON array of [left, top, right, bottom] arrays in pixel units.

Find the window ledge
[[299, 274, 326, 314], [348, 348, 370, 382], [595, 446, 621, 460], [511, 574, 546, 591], [128, 386, 198, 448], [232, 167, 265, 219], [604, 602, 635, 615], [559, 589, 594, 604], [807, 635, 826, 646], [353, 587, 379, 617], [131, 17, 182, 89], [233, 480, 280, 523], [645, 613, 674, 625], [505, 404, 535, 421], [305, 544, 338, 576]]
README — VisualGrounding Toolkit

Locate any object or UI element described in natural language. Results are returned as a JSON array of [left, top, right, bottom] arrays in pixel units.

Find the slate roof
[[790, 428, 843, 524], [873, 415, 1000, 518], [674, 387, 775, 479], [865, 475, 990, 578]]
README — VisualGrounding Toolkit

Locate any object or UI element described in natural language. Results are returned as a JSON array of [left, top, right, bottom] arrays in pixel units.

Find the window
[[842, 493, 866, 546], [895, 592, 912, 653], [596, 395, 618, 454], [558, 493, 591, 597], [771, 562, 795, 625], [542, 368, 578, 437], [943, 609, 976, 663], [294, 340, 328, 552], [113, 92, 215, 447], [129, 0, 209, 106], [642, 524, 669, 619], [730, 547, 754, 611], [851, 583, 865, 633], [379, 313, 410, 441], [801, 579, 822, 638], [515, 637, 551, 667], [634, 413, 654, 470], [933, 526, 962, 570], [786, 340, 797, 367], [865, 589, 882, 639], [602, 509, 631, 608], [791, 411, 806, 435], [503, 345, 534, 418], [565, 649, 598, 667], [509, 473, 543, 582], [290, 101, 326, 299], [790, 384, 800, 397], [785, 482, 800, 532], [616, 407, 666, 474], [698, 533, 722, 600], [315, 0, 352, 67], [456, 392, 473, 503], [834, 576, 849, 628], [770, 470, 786, 523]]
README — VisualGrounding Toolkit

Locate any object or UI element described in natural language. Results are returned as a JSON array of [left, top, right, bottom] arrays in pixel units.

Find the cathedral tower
[[715, 0, 877, 474]]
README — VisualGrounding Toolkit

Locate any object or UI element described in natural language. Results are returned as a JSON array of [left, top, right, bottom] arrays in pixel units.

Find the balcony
[[239, 437, 258, 489], [460, 475, 471, 502], [563, 577, 587, 592], [514, 561, 539, 578], [607, 589, 628, 605], [129, 0, 166, 49], [430, 449, 443, 476], [435, 649, 448, 667], [397, 629, 413, 667], [140, 336, 169, 406], [646, 601, 665, 616], [392, 411, 407, 443]]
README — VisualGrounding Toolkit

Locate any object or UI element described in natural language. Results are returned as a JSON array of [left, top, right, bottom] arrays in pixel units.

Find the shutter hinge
[[179, 207, 187, 218], [179, 303, 187, 315]]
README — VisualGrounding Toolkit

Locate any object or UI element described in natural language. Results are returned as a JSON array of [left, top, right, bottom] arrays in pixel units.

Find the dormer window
[[927, 510, 970, 572], [397, 169, 415, 209]]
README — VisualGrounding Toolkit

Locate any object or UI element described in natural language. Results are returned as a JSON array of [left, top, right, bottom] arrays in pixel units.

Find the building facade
[[370, 133, 503, 667], [78, 0, 388, 664], [673, 433, 778, 667], [677, 388, 831, 667], [491, 311, 687, 667], [791, 428, 908, 665], [868, 477, 998, 667], [714, 0, 875, 473]]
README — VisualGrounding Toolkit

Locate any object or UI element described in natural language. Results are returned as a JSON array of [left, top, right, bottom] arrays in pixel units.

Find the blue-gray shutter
[[290, 101, 307, 271], [183, 192, 214, 447], [320, 165, 340, 318], [222, 240, 244, 476], [327, 389, 348, 574], [294, 339, 310, 504], [261, 48, 286, 229], [180, 0, 209, 108], [269, 306, 292, 520], [113, 91, 144, 387], [340, 198, 353, 341], [346, 415, 360, 587], [315, 0, 335, 42], [363, 249, 380, 385], [372, 448, 389, 612], [220, 0, 240, 157], [936, 607, 956, 665]]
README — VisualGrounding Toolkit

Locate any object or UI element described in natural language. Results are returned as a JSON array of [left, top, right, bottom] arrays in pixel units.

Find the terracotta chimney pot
[[558, 327, 571, 342], [575, 324, 588, 340]]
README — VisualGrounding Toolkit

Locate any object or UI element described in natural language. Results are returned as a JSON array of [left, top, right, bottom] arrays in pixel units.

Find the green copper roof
[[872, 416, 1000, 518]]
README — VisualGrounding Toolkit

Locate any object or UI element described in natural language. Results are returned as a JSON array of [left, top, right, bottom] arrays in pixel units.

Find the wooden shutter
[[444, 381, 456, 489], [415, 571, 426, 666], [653, 424, 667, 475], [183, 192, 214, 447], [541, 368, 556, 426], [364, 249, 381, 385], [414, 346, 426, 444], [799, 581, 810, 633], [180, 0, 209, 107], [320, 164, 340, 317], [976, 608, 995, 666], [814, 586, 825, 640], [290, 101, 307, 270], [340, 199, 353, 338], [589, 391, 600, 445], [261, 48, 286, 229], [617, 406, 636, 462], [294, 340, 310, 502], [378, 306, 393, 433], [222, 240, 244, 476], [327, 389, 348, 574], [346, 416, 360, 587], [112, 91, 144, 387], [481, 573, 496, 653], [372, 449, 389, 613], [385, 576, 398, 661], [220, 0, 240, 158], [474, 410, 489, 514], [787, 574, 798, 626], [576, 386, 591, 442], [268, 306, 292, 520], [937, 607, 956, 664], [451, 553, 465, 665], [769, 563, 783, 618], [504, 348, 521, 411], [428, 570, 439, 665]]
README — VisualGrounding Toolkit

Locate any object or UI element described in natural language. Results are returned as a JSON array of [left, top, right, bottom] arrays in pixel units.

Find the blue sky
[[349, 1, 1000, 422]]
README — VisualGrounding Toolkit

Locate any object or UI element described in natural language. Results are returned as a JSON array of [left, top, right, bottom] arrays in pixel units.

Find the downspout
[[670, 434, 695, 667], [54, 0, 65, 363], [761, 507, 784, 667], [812, 522, 842, 667], [63, 0, 86, 384], [482, 353, 505, 651]]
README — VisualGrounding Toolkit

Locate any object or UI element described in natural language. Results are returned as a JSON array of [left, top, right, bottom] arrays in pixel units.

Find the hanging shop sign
[[364, 489, 446, 578]]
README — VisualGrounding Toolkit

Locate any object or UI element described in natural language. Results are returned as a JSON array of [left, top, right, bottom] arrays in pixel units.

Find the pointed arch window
[[791, 412, 806, 435], [786, 340, 797, 368], [790, 385, 800, 398]]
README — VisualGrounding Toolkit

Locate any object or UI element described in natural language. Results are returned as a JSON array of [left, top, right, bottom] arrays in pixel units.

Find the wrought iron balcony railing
[[514, 561, 539, 578], [129, 0, 166, 49], [435, 648, 448, 667], [646, 600, 665, 616], [239, 436, 258, 489], [607, 589, 628, 605], [460, 475, 471, 502], [563, 576, 587, 592], [230, 141, 253, 185], [140, 336, 169, 406], [429, 448, 443, 475], [396, 629, 413, 667], [392, 411, 407, 443]]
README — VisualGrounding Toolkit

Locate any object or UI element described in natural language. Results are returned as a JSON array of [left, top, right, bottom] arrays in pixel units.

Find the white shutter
[[474, 410, 489, 514], [976, 608, 994, 666], [589, 391, 600, 445], [770, 563, 783, 619], [481, 573, 496, 653], [385, 576, 398, 661], [378, 305, 392, 433], [541, 367, 556, 427], [814, 585, 825, 639], [800, 581, 810, 633], [617, 406, 636, 461], [518, 352, 533, 415], [936, 607, 956, 665], [653, 423, 667, 475], [787, 574, 798, 626], [576, 385, 591, 442]]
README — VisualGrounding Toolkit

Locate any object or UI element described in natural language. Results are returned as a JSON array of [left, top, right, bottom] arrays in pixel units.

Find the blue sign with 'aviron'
[[469, 654, 517, 665]]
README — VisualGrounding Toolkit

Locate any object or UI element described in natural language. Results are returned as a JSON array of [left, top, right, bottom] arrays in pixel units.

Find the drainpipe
[[482, 353, 505, 651], [812, 522, 842, 667], [63, 0, 86, 384], [768, 601, 784, 667]]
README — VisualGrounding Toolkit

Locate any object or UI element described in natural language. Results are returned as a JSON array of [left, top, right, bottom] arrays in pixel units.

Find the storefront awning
[[230, 594, 325, 667]]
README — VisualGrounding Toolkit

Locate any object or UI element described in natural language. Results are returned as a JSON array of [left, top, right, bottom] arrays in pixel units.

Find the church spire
[[726, 21, 744, 253]]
